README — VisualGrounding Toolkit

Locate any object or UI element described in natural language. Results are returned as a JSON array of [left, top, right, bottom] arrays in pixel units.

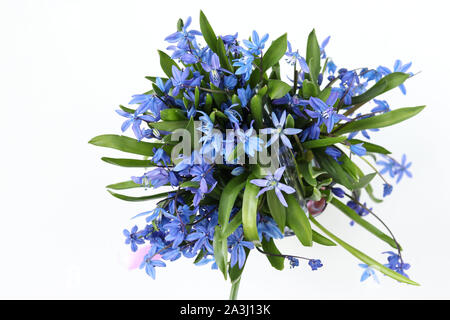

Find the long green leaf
[[351, 72, 410, 105], [312, 230, 336, 246], [302, 136, 347, 149], [242, 179, 260, 241], [310, 217, 418, 285], [352, 172, 377, 190], [250, 95, 263, 129], [261, 239, 285, 270], [313, 148, 356, 190], [223, 211, 242, 238], [218, 174, 247, 228], [285, 194, 312, 246], [158, 50, 179, 78], [150, 120, 189, 132], [334, 106, 425, 135], [107, 190, 168, 202], [106, 180, 142, 190], [213, 225, 228, 280], [330, 198, 400, 250], [266, 189, 286, 232], [306, 29, 321, 83], [199, 10, 218, 53], [262, 33, 287, 73], [89, 134, 166, 156], [217, 37, 233, 72], [101, 157, 154, 168]]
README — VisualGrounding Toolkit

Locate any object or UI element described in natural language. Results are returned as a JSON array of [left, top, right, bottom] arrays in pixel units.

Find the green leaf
[[160, 108, 187, 121], [150, 120, 189, 132], [267, 79, 292, 99], [199, 10, 218, 53], [249, 94, 263, 129], [286, 114, 295, 128], [261, 238, 285, 270], [310, 217, 418, 285], [347, 139, 391, 154], [218, 174, 248, 228], [330, 198, 400, 250], [242, 179, 260, 241], [107, 190, 168, 202], [222, 210, 243, 238], [266, 189, 286, 232], [158, 50, 179, 78], [351, 72, 410, 105], [353, 172, 377, 190], [313, 148, 356, 190], [213, 225, 228, 280], [302, 136, 347, 149], [101, 157, 154, 168], [89, 134, 166, 156], [312, 230, 336, 246], [285, 194, 312, 246], [217, 37, 234, 72], [262, 33, 288, 73], [334, 106, 425, 135], [298, 160, 317, 187], [106, 180, 142, 190], [306, 29, 321, 83], [302, 79, 319, 98]]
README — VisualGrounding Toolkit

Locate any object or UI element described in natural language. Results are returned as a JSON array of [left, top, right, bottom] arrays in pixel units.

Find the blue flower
[[320, 36, 331, 58], [257, 215, 283, 241], [224, 75, 238, 90], [371, 99, 390, 113], [123, 226, 145, 252], [300, 122, 321, 142], [170, 66, 191, 96], [140, 246, 166, 279], [304, 93, 349, 133], [260, 111, 302, 149], [115, 109, 156, 141], [394, 154, 412, 183], [250, 166, 296, 207], [233, 48, 254, 81], [383, 184, 393, 197], [197, 111, 223, 156], [237, 85, 253, 107], [376, 156, 397, 178], [377, 60, 412, 94], [331, 187, 345, 198], [185, 217, 216, 254], [285, 41, 309, 72], [383, 251, 411, 279], [228, 227, 254, 269], [234, 122, 263, 157], [308, 259, 323, 271], [152, 147, 171, 166], [243, 31, 269, 55], [223, 103, 242, 125], [288, 256, 299, 268], [347, 200, 370, 226], [350, 143, 367, 156], [325, 146, 342, 162], [201, 52, 230, 87], [359, 264, 380, 283], [165, 16, 202, 48], [190, 163, 216, 193]]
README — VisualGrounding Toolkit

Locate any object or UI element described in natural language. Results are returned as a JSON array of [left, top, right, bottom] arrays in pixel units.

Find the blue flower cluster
[[89, 12, 423, 291]]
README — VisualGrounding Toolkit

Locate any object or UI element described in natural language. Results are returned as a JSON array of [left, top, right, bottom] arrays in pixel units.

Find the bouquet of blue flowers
[[89, 11, 424, 298]]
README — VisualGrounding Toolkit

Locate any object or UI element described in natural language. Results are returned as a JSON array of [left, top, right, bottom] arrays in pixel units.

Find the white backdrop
[[1, 0, 449, 299]]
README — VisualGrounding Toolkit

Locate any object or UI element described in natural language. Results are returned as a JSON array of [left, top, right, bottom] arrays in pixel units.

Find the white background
[[1, 0, 449, 299]]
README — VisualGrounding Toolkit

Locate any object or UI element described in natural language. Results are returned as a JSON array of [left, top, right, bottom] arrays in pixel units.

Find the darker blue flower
[[140, 246, 166, 279], [228, 227, 254, 269], [383, 184, 393, 197], [308, 259, 323, 271], [325, 147, 342, 162]]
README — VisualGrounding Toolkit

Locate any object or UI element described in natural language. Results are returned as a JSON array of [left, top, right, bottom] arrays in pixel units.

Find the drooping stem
[[229, 279, 241, 300]]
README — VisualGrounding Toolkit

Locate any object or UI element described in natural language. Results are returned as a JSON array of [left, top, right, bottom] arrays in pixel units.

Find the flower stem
[[229, 279, 241, 300]]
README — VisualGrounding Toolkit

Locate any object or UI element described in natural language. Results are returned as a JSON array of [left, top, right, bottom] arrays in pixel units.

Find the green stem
[[229, 279, 241, 300]]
